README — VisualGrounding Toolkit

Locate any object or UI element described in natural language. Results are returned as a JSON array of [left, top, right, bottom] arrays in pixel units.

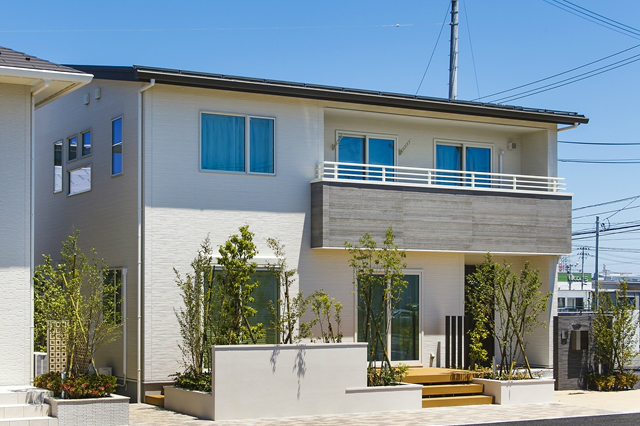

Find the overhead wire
[[415, 3, 450, 95], [559, 140, 640, 146], [559, 159, 640, 164], [461, 0, 481, 100], [573, 195, 640, 211]]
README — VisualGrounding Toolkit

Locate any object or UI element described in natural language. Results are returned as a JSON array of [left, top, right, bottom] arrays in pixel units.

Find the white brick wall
[[0, 83, 32, 385]]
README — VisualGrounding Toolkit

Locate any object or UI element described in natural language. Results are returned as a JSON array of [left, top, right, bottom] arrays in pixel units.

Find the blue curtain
[[201, 114, 245, 171], [249, 118, 274, 173], [338, 136, 365, 179], [368, 138, 394, 181], [466, 147, 491, 187], [112, 118, 123, 175], [436, 145, 462, 185]]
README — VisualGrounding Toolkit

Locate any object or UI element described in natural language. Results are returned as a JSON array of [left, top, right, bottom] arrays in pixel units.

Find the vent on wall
[[507, 142, 517, 150]]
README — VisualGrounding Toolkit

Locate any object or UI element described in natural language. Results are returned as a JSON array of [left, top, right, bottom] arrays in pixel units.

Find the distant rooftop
[[67, 64, 589, 126], [0, 46, 85, 74]]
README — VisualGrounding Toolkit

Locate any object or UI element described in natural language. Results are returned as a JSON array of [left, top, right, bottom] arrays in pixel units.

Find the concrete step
[[0, 404, 50, 418], [0, 416, 58, 426], [0, 389, 51, 405], [422, 394, 494, 408], [422, 383, 484, 397]]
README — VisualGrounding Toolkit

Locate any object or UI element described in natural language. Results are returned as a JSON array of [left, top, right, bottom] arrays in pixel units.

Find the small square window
[[67, 135, 78, 162], [112, 117, 123, 176], [81, 130, 91, 157], [54, 141, 62, 193]]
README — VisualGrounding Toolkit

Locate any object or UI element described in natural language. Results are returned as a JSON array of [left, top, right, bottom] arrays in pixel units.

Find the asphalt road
[[468, 413, 640, 426]]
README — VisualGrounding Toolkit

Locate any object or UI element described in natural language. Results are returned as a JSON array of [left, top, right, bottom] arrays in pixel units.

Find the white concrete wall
[[0, 83, 32, 385], [34, 80, 141, 383]]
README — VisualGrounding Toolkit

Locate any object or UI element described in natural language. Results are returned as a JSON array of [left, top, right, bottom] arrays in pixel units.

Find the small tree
[[266, 238, 312, 344], [346, 227, 407, 386], [33, 231, 121, 375], [592, 280, 640, 375], [308, 289, 343, 343], [212, 225, 263, 344], [174, 236, 215, 375], [466, 253, 551, 378]]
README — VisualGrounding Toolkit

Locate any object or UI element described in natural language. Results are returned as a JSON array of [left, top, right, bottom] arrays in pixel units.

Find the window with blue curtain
[[466, 147, 491, 187], [368, 138, 394, 180], [112, 117, 123, 175], [201, 113, 245, 172], [201, 113, 275, 174], [249, 117, 274, 173], [436, 144, 462, 185], [338, 135, 365, 179]]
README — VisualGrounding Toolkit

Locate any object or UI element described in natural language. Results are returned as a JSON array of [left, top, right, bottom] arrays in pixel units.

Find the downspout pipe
[[30, 80, 49, 383], [137, 79, 155, 403]]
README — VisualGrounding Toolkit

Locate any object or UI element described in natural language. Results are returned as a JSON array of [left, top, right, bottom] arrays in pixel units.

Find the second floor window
[[436, 142, 492, 186], [336, 132, 395, 180], [67, 135, 77, 161], [54, 141, 62, 193], [112, 117, 123, 176], [201, 112, 274, 174]]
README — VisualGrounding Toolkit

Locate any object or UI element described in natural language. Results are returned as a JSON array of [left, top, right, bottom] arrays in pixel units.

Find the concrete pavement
[[129, 389, 640, 425]]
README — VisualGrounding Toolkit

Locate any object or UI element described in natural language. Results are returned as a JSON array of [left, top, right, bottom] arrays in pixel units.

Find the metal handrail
[[314, 161, 567, 194]]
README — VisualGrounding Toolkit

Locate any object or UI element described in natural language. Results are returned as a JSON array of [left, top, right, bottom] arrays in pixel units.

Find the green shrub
[[587, 372, 639, 391], [33, 371, 116, 398], [367, 364, 409, 387], [170, 368, 212, 393]]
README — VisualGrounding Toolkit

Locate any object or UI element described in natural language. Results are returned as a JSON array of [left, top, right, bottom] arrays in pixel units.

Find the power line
[[559, 159, 640, 163], [543, 0, 640, 40], [574, 195, 640, 211], [559, 140, 640, 146], [573, 204, 640, 220], [473, 43, 640, 101], [461, 0, 481, 100], [490, 53, 640, 103], [415, 3, 450, 95]]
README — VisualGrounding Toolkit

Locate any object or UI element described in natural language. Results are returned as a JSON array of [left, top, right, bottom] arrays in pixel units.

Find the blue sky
[[4, 0, 639, 275]]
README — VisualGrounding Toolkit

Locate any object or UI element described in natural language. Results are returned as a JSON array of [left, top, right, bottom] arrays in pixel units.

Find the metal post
[[448, 0, 459, 100], [594, 216, 600, 307]]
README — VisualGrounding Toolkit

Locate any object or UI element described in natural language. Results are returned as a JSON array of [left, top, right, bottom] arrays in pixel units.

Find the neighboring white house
[[0, 47, 91, 386], [34, 65, 587, 401]]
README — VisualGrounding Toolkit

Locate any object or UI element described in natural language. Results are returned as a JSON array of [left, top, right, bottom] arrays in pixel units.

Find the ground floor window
[[248, 270, 278, 344], [357, 273, 420, 362]]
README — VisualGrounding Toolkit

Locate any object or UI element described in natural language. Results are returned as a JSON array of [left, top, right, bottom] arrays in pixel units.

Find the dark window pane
[[248, 271, 278, 344], [368, 138, 394, 181], [82, 131, 91, 156], [68, 136, 77, 161], [338, 136, 365, 179], [436, 144, 462, 185]]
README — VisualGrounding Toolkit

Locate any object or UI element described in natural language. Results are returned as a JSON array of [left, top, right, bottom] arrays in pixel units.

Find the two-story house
[[0, 46, 91, 386], [34, 65, 587, 401]]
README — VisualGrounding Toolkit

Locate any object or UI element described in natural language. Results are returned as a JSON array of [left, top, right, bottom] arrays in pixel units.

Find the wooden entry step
[[422, 394, 494, 408], [402, 367, 493, 408]]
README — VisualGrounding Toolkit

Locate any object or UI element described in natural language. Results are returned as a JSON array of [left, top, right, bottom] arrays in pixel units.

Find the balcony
[[310, 162, 572, 254], [314, 162, 567, 195]]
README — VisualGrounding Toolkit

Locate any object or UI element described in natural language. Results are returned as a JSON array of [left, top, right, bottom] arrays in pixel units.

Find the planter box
[[473, 378, 555, 405], [163, 386, 214, 420], [164, 343, 422, 421], [45, 394, 129, 426]]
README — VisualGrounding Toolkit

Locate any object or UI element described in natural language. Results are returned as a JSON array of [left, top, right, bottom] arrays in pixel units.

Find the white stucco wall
[[0, 83, 32, 385]]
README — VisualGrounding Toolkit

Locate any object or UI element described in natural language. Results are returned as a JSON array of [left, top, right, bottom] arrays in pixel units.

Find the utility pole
[[448, 0, 459, 100], [594, 216, 600, 306], [577, 246, 589, 290]]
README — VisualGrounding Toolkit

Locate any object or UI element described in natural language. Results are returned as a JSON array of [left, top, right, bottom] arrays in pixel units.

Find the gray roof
[[0, 46, 85, 74], [68, 65, 589, 126]]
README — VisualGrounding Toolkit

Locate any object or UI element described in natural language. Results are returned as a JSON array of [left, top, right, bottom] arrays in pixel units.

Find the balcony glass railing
[[314, 161, 567, 194]]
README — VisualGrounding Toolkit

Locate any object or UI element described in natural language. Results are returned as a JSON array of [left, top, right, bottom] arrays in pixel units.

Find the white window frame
[[112, 116, 123, 177], [68, 163, 92, 196], [353, 268, 423, 367], [434, 139, 494, 173], [335, 130, 398, 165], [54, 140, 63, 194], [199, 111, 276, 176]]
